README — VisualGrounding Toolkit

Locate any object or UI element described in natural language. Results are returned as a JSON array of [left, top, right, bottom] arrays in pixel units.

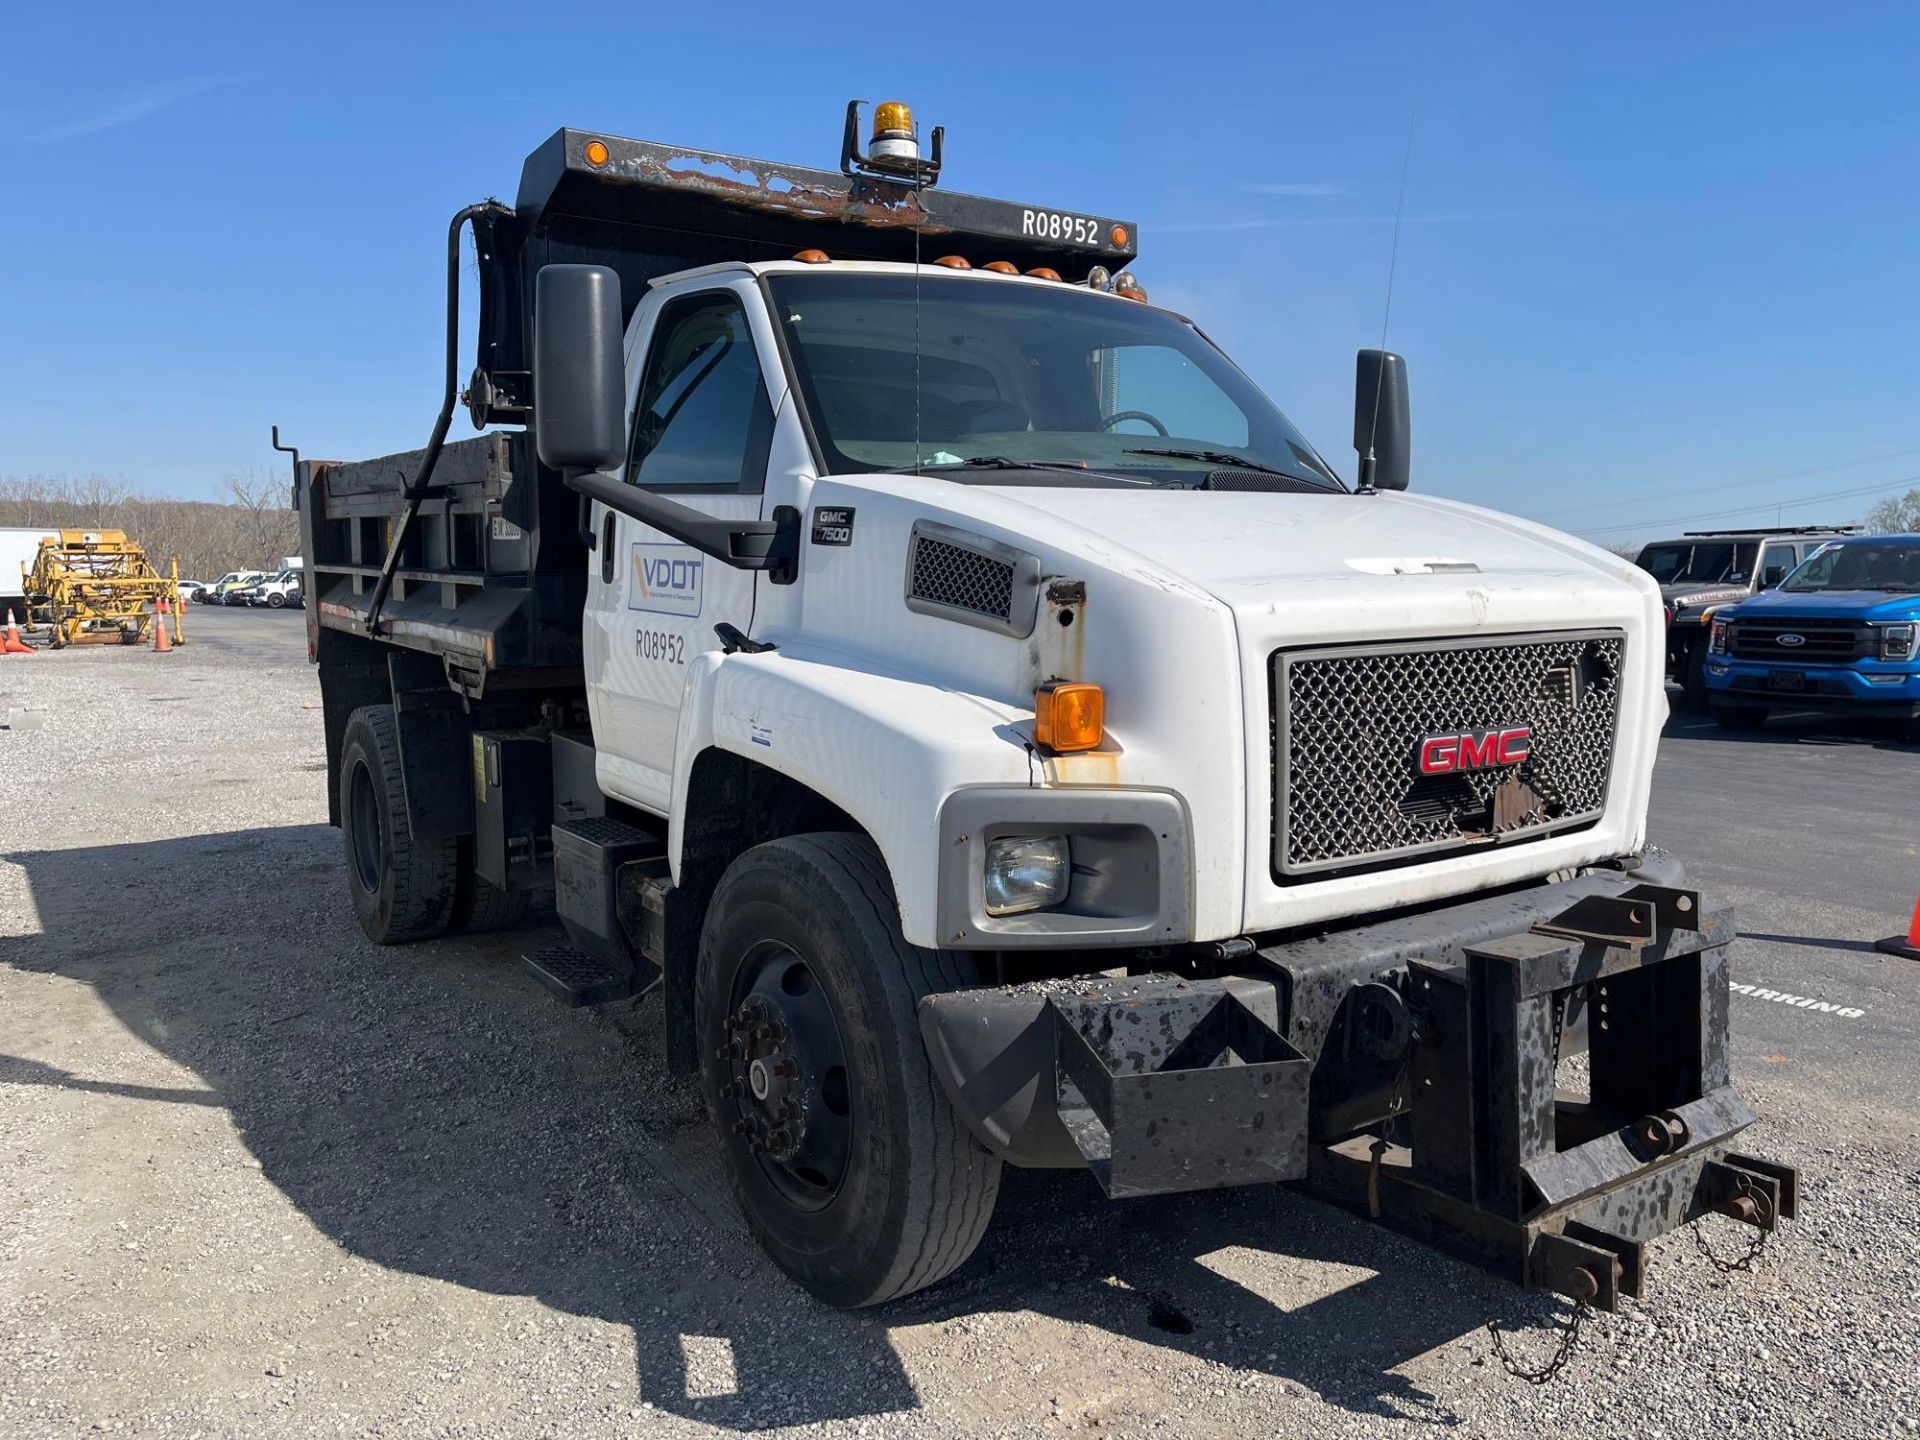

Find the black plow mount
[[920, 872, 1797, 1312]]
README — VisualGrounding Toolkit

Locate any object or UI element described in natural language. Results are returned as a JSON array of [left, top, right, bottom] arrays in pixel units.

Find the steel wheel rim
[[722, 940, 854, 1211], [346, 760, 384, 895]]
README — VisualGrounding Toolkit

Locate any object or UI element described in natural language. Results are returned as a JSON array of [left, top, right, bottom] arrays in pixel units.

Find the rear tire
[[696, 832, 1001, 1308], [339, 705, 459, 944], [450, 850, 532, 934], [1711, 702, 1769, 732]]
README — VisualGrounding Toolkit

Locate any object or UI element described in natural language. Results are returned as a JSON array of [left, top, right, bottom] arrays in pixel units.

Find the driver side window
[[627, 292, 774, 493]]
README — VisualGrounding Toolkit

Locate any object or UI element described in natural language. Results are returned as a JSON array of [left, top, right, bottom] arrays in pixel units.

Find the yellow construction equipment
[[23, 530, 184, 648]]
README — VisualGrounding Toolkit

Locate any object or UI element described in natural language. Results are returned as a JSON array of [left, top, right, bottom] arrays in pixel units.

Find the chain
[[1692, 1214, 1771, 1272], [1486, 1299, 1589, 1385], [1693, 1174, 1774, 1273]]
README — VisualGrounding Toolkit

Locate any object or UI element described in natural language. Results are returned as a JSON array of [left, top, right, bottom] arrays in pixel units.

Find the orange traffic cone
[[153, 607, 173, 654], [2, 610, 33, 655], [1879, 894, 1920, 961]]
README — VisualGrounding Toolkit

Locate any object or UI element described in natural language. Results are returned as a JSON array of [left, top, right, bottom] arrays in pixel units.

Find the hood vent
[[905, 520, 1041, 638]]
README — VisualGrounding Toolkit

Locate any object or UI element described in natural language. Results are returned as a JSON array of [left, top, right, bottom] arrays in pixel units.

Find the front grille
[[1726, 617, 1869, 663], [1274, 632, 1624, 877]]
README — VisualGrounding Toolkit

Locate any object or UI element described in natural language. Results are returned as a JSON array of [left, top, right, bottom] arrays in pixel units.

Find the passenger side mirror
[[534, 264, 627, 474], [1353, 349, 1411, 491], [1762, 565, 1788, 588]]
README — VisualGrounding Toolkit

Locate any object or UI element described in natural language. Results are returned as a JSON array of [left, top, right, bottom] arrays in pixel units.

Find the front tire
[[1682, 639, 1710, 708], [267, 592, 286, 609], [339, 705, 459, 944], [696, 833, 1001, 1308]]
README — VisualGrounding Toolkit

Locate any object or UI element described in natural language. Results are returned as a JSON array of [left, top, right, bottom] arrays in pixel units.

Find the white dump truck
[[284, 101, 1793, 1314]]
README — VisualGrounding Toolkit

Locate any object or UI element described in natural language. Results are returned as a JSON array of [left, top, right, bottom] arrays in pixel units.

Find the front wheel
[[696, 833, 1002, 1308], [267, 592, 285, 609], [1682, 639, 1710, 708]]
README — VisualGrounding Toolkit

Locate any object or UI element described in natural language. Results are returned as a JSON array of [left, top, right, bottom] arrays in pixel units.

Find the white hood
[[978, 485, 1659, 640]]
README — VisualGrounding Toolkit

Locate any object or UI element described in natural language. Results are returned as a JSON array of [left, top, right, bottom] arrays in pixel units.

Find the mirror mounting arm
[[563, 469, 799, 585]]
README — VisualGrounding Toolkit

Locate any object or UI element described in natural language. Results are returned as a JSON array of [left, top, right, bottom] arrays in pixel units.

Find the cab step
[[522, 944, 653, 1008]]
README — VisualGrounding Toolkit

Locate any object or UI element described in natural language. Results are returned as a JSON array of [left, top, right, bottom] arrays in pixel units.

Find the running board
[[522, 945, 656, 1008]]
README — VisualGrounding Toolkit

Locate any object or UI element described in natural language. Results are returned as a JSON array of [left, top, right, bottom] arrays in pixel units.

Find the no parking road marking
[[1729, 981, 1867, 1019]]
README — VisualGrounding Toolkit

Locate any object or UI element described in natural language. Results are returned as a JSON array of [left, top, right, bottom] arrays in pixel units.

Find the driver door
[[585, 282, 777, 813]]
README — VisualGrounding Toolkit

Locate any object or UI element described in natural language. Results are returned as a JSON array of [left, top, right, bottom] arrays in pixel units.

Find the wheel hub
[[717, 949, 853, 1204]]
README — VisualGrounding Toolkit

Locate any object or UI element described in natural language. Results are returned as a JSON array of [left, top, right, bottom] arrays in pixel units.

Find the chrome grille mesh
[[1274, 633, 1624, 876], [909, 534, 1015, 620]]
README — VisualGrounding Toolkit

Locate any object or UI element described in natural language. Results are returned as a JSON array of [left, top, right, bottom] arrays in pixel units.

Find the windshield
[[1780, 542, 1920, 594], [1634, 541, 1758, 586], [765, 273, 1341, 487]]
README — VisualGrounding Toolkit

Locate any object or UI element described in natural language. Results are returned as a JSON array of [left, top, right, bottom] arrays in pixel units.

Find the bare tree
[[224, 467, 300, 568], [0, 473, 293, 582], [1863, 487, 1920, 534]]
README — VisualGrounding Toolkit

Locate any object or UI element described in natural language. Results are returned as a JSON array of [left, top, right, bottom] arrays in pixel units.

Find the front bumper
[[1706, 658, 1920, 715], [918, 863, 1793, 1309]]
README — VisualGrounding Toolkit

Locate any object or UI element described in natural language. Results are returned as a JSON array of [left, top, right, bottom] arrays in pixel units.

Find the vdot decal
[[630, 543, 703, 617]]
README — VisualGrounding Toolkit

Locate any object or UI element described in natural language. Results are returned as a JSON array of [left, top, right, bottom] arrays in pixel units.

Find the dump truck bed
[[300, 431, 587, 689]]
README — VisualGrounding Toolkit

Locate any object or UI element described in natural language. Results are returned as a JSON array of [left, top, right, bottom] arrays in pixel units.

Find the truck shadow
[[1662, 703, 1917, 751], [2, 827, 1516, 1430]]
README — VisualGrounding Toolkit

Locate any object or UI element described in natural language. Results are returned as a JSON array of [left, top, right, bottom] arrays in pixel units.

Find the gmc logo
[[1418, 727, 1532, 775]]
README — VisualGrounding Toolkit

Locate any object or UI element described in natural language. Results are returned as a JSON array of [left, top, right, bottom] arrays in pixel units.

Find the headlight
[[1708, 618, 1729, 655], [1882, 624, 1916, 662], [983, 835, 1070, 916]]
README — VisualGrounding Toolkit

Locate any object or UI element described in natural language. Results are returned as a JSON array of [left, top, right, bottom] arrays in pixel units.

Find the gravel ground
[[1, 608, 1916, 1439]]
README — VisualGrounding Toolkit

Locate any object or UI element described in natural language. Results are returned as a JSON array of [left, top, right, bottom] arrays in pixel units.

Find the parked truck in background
[[1, 525, 58, 622], [1632, 526, 1859, 704], [1705, 532, 1920, 736], [283, 102, 1794, 1314]]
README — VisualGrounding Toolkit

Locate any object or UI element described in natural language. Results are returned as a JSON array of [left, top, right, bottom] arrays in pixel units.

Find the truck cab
[[287, 103, 1792, 1315], [1704, 533, 1920, 735]]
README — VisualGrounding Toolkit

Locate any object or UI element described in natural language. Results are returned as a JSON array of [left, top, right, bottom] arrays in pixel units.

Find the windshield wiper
[[1121, 446, 1340, 489], [918, 456, 1166, 486]]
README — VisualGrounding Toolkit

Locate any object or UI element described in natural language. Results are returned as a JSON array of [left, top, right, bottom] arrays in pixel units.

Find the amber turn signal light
[[1035, 682, 1104, 753]]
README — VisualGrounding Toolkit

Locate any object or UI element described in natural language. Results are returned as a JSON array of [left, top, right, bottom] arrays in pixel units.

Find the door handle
[[601, 508, 617, 585]]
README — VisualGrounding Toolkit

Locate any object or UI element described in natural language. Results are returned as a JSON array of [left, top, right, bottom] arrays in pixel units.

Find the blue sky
[[2, 2, 1917, 544]]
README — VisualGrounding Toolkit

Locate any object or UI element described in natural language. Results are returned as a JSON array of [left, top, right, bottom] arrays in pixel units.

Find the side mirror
[[534, 264, 627, 474], [1762, 565, 1788, 588], [1353, 349, 1411, 491]]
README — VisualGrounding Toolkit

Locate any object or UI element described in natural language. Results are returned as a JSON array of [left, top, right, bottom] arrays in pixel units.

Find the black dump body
[[297, 125, 1140, 695]]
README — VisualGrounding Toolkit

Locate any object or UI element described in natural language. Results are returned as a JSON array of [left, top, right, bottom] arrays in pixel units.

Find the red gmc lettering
[[1418, 727, 1531, 775]]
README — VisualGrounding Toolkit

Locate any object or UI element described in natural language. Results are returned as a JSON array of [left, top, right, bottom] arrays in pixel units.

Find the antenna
[[1363, 105, 1418, 473]]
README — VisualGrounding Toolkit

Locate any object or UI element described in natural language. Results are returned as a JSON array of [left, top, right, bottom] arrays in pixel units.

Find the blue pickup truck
[[1704, 533, 1920, 736]]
